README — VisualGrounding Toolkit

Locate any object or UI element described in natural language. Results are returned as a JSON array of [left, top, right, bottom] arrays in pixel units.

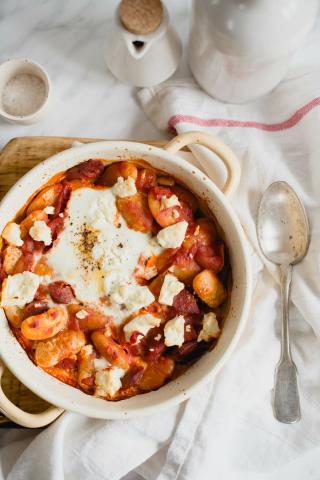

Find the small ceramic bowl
[[0, 58, 51, 125]]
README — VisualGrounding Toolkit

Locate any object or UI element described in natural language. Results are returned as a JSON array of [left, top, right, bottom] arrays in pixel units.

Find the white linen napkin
[[2, 17, 320, 480]]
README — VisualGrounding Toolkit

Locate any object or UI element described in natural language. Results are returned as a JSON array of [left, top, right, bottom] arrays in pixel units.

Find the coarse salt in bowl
[[0, 58, 51, 125]]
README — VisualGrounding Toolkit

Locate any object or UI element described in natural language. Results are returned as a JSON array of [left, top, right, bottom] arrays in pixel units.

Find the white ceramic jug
[[105, 4, 182, 87], [189, 0, 319, 103]]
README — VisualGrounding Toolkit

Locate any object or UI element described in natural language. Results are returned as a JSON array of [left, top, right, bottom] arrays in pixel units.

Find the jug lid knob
[[119, 0, 163, 35]]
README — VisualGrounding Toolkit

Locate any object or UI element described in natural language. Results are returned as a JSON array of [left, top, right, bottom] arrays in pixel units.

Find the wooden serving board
[[0, 135, 170, 427]]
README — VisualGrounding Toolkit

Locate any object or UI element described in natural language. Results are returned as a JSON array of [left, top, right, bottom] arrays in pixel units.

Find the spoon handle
[[273, 264, 301, 423]]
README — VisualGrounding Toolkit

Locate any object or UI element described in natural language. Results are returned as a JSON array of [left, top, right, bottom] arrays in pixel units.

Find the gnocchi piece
[[21, 307, 68, 340], [35, 330, 86, 368], [78, 345, 95, 392], [4, 306, 24, 328], [172, 253, 201, 285], [79, 311, 111, 331], [138, 357, 174, 391], [68, 304, 111, 331], [91, 331, 130, 370], [192, 269, 227, 308], [116, 193, 153, 233], [20, 210, 48, 238], [2, 245, 22, 274], [97, 161, 138, 187], [27, 184, 63, 215], [148, 187, 193, 227]]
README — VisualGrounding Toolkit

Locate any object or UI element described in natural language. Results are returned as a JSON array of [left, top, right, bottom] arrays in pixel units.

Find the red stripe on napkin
[[168, 97, 320, 133]]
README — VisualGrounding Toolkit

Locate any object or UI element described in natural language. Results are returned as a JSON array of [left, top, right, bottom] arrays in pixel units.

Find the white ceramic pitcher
[[105, 4, 182, 87], [189, 0, 319, 103]]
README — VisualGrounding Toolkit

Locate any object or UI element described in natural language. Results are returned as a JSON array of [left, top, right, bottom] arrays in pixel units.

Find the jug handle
[[0, 358, 63, 428], [164, 131, 241, 197]]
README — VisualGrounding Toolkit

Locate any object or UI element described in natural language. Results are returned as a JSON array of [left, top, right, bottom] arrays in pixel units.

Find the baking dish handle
[[0, 359, 64, 428], [164, 131, 241, 197]]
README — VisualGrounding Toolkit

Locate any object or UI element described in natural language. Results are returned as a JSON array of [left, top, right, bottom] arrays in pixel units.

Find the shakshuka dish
[[0, 159, 230, 400]]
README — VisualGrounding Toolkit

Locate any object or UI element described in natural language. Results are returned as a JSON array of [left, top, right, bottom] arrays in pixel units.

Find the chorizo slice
[[48, 281, 75, 304], [65, 160, 105, 182]]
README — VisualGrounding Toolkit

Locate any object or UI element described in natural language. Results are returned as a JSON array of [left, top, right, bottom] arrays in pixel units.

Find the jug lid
[[119, 0, 163, 35]]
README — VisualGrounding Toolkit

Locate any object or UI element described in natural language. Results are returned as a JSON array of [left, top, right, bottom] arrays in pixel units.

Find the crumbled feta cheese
[[81, 345, 93, 355], [75, 309, 88, 320], [29, 220, 52, 246], [95, 367, 125, 397], [110, 284, 155, 311], [1, 272, 41, 308], [59, 212, 64, 218], [157, 221, 188, 249], [143, 265, 158, 280], [194, 225, 200, 236], [160, 194, 180, 210], [89, 193, 117, 228], [2, 222, 23, 247], [99, 196, 117, 225], [134, 259, 157, 281], [164, 315, 185, 347], [154, 334, 162, 341], [186, 325, 191, 332], [44, 206, 55, 215], [158, 274, 184, 306], [198, 312, 220, 342], [103, 269, 127, 295], [112, 176, 137, 198], [123, 313, 161, 342], [94, 357, 111, 370], [148, 237, 164, 256]]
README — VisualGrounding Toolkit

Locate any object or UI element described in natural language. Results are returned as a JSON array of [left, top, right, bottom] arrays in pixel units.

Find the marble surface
[[0, 0, 191, 150]]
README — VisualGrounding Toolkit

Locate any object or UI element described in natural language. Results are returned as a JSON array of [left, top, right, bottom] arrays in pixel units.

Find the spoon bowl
[[258, 181, 309, 266]]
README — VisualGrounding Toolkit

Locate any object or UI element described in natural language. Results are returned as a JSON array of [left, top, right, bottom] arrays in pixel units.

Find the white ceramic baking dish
[[0, 131, 251, 427]]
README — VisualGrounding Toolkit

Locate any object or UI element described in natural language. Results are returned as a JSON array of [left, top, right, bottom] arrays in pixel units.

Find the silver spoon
[[257, 181, 310, 423]]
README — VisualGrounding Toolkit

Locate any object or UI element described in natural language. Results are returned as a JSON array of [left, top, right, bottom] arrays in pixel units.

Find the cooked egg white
[[46, 187, 157, 324]]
